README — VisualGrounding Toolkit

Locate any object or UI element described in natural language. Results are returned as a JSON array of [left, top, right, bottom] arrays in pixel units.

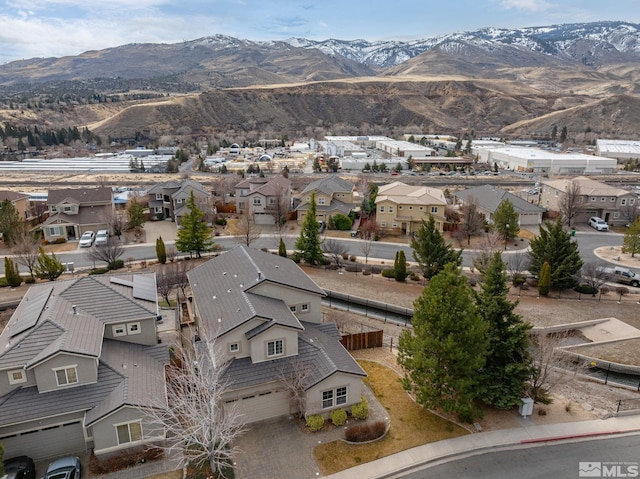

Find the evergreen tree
[[156, 236, 167, 264], [623, 218, 640, 257], [127, 198, 146, 228], [34, 247, 65, 281], [538, 262, 551, 296], [398, 263, 489, 422], [411, 216, 462, 279], [4, 257, 22, 287], [0, 199, 26, 246], [295, 193, 324, 265], [529, 218, 583, 289], [492, 199, 520, 248], [560, 126, 568, 143], [175, 191, 214, 258], [278, 238, 287, 257], [394, 250, 407, 282], [475, 252, 532, 409]]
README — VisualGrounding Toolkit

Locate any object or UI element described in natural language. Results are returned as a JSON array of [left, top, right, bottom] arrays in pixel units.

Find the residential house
[[375, 181, 447, 235], [42, 187, 113, 243], [0, 273, 168, 461], [0, 190, 32, 222], [187, 246, 366, 423], [235, 176, 291, 225], [540, 176, 638, 226], [147, 180, 212, 225], [454, 185, 545, 227], [295, 176, 355, 225]]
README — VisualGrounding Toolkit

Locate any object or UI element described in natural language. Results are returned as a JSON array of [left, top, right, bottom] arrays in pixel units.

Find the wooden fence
[[340, 330, 383, 351]]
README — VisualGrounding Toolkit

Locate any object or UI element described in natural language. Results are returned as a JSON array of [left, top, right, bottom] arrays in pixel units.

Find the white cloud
[[501, 0, 553, 12]]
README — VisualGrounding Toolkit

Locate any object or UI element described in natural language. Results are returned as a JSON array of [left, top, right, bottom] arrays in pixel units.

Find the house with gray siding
[[295, 176, 355, 225], [0, 273, 168, 461], [187, 246, 366, 423], [147, 179, 212, 225]]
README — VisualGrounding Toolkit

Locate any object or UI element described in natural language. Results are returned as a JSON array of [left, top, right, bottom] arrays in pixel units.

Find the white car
[[78, 231, 95, 247], [94, 229, 109, 246], [588, 216, 608, 231]]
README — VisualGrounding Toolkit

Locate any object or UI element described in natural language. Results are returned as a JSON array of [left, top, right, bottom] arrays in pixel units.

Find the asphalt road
[[397, 435, 639, 479]]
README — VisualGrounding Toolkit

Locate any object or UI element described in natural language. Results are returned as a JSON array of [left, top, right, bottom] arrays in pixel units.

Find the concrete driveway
[[144, 219, 178, 244]]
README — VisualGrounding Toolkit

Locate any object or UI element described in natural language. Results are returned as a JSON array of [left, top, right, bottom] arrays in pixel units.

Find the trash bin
[[519, 397, 534, 417], [570, 229, 576, 237]]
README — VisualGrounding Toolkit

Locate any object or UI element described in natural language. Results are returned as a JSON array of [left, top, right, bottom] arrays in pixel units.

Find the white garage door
[[232, 390, 290, 423], [0, 421, 86, 461]]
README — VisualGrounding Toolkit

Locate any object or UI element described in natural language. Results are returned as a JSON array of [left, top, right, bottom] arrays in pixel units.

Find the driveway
[[144, 219, 178, 244]]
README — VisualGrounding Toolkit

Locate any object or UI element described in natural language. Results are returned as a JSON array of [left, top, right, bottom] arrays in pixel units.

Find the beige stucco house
[[295, 176, 355, 225], [235, 175, 291, 225]]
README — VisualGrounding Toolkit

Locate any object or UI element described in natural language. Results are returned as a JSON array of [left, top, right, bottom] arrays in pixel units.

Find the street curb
[[520, 428, 640, 444]]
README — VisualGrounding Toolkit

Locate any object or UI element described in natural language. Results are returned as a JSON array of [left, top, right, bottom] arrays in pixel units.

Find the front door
[[66, 225, 76, 240]]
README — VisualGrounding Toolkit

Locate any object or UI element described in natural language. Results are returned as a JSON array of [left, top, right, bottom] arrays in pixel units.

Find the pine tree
[[4, 257, 22, 287], [538, 262, 551, 296], [278, 238, 287, 257], [411, 216, 462, 279], [156, 236, 167, 264], [127, 198, 146, 228], [475, 252, 532, 409], [492, 199, 520, 248], [34, 247, 65, 281], [295, 192, 324, 265], [623, 218, 640, 257], [0, 198, 26, 246], [175, 191, 214, 258], [398, 263, 489, 422], [529, 218, 583, 289], [394, 250, 407, 282]]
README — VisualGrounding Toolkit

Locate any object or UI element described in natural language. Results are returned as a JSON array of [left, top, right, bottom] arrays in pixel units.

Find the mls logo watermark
[[579, 462, 639, 477]]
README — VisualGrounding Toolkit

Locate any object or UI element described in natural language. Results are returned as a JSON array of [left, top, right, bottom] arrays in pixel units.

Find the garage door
[[231, 390, 290, 423], [0, 421, 86, 461]]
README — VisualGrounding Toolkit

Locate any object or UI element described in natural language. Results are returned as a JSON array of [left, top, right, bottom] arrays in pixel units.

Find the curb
[[520, 428, 639, 444]]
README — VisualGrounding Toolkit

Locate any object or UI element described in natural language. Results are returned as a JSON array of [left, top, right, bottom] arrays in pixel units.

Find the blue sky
[[0, 0, 638, 64]]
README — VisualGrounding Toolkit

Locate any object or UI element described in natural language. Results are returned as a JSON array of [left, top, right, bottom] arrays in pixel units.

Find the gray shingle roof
[[296, 197, 352, 215], [188, 246, 324, 337], [47, 187, 112, 205], [223, 322, 365, 392], [300, 176, 354, 196], [454, 185, 544, 214]]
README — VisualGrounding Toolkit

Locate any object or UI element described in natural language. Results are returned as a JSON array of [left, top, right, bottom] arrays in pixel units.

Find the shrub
[[345, 420, 387, 442], [370, 265, 383, 274], [409, 272, 420, 281], [351, 397, 369, 420], [24, 276, 36, 284], [512, 274, 526, 286], [41, 240, 50, 245], [381, 268, 395, 279], [0, 277, 8, 287], [574, 284, 597, 295], [332, 214, 352, 231], [306, 414, 325, 432], [362, 269, 371, 276], [90, 267, 110, 275], [215, 217, 227, 226], [89, 448, 163, 475], [291, 252, 302, 263], [4, 257, 22, 287], [341, 252, 349, 260], [55, 237, 67, 244], [344, 264, 363, 273], [330, 408, 347, 426], [349, 255, 357, 262]]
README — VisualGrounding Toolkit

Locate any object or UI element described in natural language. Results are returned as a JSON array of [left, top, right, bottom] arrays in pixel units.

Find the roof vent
[[275, 265, 279, 269], [223, 272, 227, 275], [212, 295, 217, 300], [257, 272, 262, 280], [239, 283, 244, 288], [72, 305, 77, 315], [227, 289, 231, 293]]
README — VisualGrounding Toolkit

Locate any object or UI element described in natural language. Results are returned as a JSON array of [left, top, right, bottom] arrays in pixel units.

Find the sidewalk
[[325, 414, 640, 479]]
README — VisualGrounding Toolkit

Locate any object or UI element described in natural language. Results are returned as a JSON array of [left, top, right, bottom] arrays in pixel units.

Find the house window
[[267, 339, 284, 357], [392, 223, 397, 228], [322, 386, 348, 408], [555, 191, 559, 197], [253, 198, 261, 205], [229, 343, 240, 353], [238, 202, 245, 210], [419, 206, 423, 210], [176, 198, 183, 204], [63, 205, 73, 213], [155, 193, 163, 200], [54, 366, 78, 386], [127, 322, 141, 335], [112, 325, 126, 337], [408, 206, 413, 210], [50, 206, 57, 213], [614, 212, 620, 218], [611, 197, 616, 202], [621, 198, 627, 206], [8, 369, 26, 385], [318, 198, 325, 205], [46, 226, 63, 237], [431, 207, 438, 213], [154, 207, 162, 213], [269, 197, 276, 205], [389, 206, 394, 213], [630, 199, 636, 206], [301, 303, 309, 312], [601, 197, 606, 202], [380, 222, 386, 227], [590, 197, 596, 202], [379, 206, 385, 213], [398, 205, 403, 209], [116, 421, 143, 445], [289, 305, 297, 313]]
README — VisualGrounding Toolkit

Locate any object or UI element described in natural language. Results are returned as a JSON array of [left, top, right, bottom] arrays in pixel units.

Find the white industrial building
[[479, 147, 617, 175], [339, 157, 408, 171], [324, 140, 366, 157], [375, 140, 436, 158], [596, 139, 640, 161]]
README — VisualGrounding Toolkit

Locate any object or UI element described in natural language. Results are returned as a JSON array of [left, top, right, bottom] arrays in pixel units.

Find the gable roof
[[48, 187, 112, 205], [222, 322, 366, 392], [147, 180, 182, 194], [171, 180, 210, 200], [376, 181, 446, 206], [300, 176, 354, 196], [0, 190, 29, 202], [42, 204, 111, 226], [454, 185, 544, 214], [542, 176, 631, 197], [188, 246, 324, 337], [238, 176, 291, 198]]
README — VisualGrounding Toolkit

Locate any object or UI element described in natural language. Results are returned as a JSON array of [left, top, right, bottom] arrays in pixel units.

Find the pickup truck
[[600, 267, 640, 287]]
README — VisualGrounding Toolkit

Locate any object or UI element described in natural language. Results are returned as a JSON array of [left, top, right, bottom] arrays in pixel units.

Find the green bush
[[409, 272, 420, 281], [24, 276, 36, 284], [351, 397, 369, 420], [90, 268, 110, 275], [512, 274, 526, 286], [330, 408, 347, 426], [291, 251, 302, 263], [4, 257, 22, 287], [306, 414, 325, 432], [574, 284, 597, 295], [55, 237, 67, 244], [215, 217, 227, 226], [0, 277, 8, 287], [332, 214, 353, 231], [381, 268, 395, 279]]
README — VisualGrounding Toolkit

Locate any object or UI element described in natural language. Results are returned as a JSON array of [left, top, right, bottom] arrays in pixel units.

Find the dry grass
[[566, 337, 640, 366], [313, 360, 467, 475]]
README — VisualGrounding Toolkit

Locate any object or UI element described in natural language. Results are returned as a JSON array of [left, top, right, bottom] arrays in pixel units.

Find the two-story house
[[187, 246, 366, 423], [540, 177, 638, 227], [42, 187, 113, 243], [235, 176, 291, 225], [0, 190, 32, 223], [147, 180, 211, 225], [295, 176, 355, 225], [0, 273, 168, 461], [454, 185, 545, 227], [375, 181, 447, 235]]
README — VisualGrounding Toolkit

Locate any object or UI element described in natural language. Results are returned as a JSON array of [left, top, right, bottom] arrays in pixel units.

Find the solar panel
[[10, 285, 54, 337], [133, 275, 157, 303], [110, 277, 133, 288]]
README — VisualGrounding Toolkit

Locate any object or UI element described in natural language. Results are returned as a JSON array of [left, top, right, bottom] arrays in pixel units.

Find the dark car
[[2, 456, 35, 479], [43, 456, 81, 479]]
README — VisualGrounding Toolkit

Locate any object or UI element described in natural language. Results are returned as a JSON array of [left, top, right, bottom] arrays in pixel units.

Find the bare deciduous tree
[[83, 240, 125, 270], [267, 182, 290, 237], [277, 356, 314, 418], [12, 230, 41, 279], [580, 262, 608, 296], [156, 265, 176, 305], [620, 203, 640, 227], [507, 251, 530, 283], [559, 180, 581, 228], [322, 239, 348, 268], [459, 198, 486, 245], [173, 261, 191, 300], [235, 208, 261, 247], [143, 333, 246, 476], [358, 220, 379, 264], [471, 230, 502, 275]]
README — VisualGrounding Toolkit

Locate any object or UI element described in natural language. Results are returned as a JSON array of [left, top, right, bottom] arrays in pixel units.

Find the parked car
[[94, 229, 109, 246], [2, 456, 35, 479], [78, 230, 95, 247], [588, 216, 609, 231], [599, 266, 640, 287], [44, 456, 81, 479]]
